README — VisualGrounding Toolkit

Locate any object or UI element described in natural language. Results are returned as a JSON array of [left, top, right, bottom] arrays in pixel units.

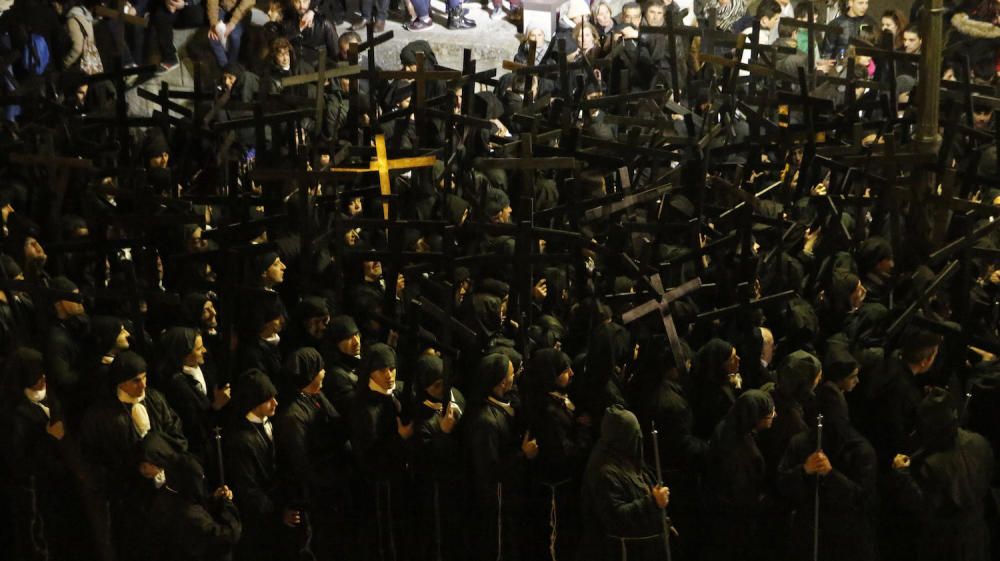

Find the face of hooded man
[[120, 372, 148, 399]]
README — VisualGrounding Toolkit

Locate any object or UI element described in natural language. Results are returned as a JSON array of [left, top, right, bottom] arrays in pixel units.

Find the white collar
[[246, 412, 269, 424], [548, 391, 575, 412], [182, 364, 208, 394], [263, 333, 280, 346], [369, 378, 395, 396], [487, 395, 514, 416], [117, 388, 145, 405]]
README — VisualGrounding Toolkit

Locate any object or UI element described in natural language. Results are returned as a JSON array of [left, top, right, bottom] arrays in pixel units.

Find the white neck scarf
[[118, 388, 151, 437], [25, 388, 50, 418], [182, 365, 208, 396]]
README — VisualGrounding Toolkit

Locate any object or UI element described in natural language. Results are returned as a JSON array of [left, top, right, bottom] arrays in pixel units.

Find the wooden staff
[[813, 413, 823, 561], [213, 426, 225, 485], [650, 421, 672, 561]]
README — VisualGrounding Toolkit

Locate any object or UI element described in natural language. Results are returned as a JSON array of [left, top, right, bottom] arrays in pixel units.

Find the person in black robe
[[281, 296, 330, 356], [629, 335, 703, 561], [3, 347, 86, 561], [889, 388, 995, 561], [578, 404, 670, 561], [859, 326, 942, 465], [759, 350, 822, 482], [274, 347, 353, 561], [702, 389, 776, 561], [350, 343, 413, 561], [160, 327, 230, 465], [145, 454, 241, 561], [857, 237, 894, 306], [777, 375, 878, 561], [45, 275, 90, 418], [77, 315, 131, 425], [576, 321, 632, 427], [225, 369, 301, 561], [464, 352, 538, 561], [522, 347, 592, 561], [177, 292, 226, 390], [0, 254, 37, 353], [236, 291, 286, 384], [80, 351, 188, 561], [690, 338, 741, 440], [409, 354, 467, 561], [320, 314, 362, 417]]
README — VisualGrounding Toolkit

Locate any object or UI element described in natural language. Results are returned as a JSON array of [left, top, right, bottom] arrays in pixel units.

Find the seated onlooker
[[280, 0, 338, 67], [822, 0, 877, 58], [205, 0, 255, 68], [880, 8, 906, 49], [149, 0, 207, 72]]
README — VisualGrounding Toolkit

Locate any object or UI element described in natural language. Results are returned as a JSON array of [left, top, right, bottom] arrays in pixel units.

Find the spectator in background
[[63, 0, 104, 74], [822, 0, 876, 57], [880, 9, 907, 49], [205, 0, 254, 68], [149, 0, 206, 72]]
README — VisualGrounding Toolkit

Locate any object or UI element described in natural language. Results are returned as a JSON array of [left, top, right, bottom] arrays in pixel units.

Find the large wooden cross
[[254, 134, 436, 220], [622, 268, 703, 376]]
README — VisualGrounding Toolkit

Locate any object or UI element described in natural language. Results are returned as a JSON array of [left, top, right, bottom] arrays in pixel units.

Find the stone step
[[124, 4, 522, 118]]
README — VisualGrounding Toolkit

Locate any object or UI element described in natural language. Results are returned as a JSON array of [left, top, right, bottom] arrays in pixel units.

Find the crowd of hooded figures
[[2, 0, 1000, 559]]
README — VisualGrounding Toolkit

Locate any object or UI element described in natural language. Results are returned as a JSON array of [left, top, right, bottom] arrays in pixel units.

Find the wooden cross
[[276, 52, 361, 125], [622, 267, 703, 376], [254, 134, 436, 220]]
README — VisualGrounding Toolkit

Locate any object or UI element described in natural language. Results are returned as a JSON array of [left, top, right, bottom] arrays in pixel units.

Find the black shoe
[[406, 17, 433, 30], [349, 18, 371, 31], [448, 7, 476, 28]]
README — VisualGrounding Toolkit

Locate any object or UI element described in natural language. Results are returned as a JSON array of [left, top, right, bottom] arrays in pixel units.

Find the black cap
[[328, 315, 360, 343], [361, 343, 397, 376], [110, 351, 148, 386], [283, 347, 325, 390], [232, 369, 278, 415]]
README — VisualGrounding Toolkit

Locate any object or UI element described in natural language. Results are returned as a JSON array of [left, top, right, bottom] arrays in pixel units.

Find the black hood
[[595, 404, 643, 469], [179, 292, 210, 329], [718, 389, 774, 440], [776, 350, 821, 403], [89, 315, 124, 355], [158, 327, 198, 371], [283, 347, 324, 390], [528, 348, 572, 393], [693, 338, 734, 387], [584, 321, 631, 387]]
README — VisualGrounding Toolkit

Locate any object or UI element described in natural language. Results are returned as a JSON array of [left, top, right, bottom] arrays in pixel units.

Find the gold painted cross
[[254, 134, 437, 219]]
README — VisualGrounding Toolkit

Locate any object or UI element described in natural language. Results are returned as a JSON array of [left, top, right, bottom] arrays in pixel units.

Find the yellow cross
[[329, 134, 437, 219]]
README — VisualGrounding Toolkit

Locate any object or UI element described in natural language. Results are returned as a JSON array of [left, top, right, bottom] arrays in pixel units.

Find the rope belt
[[606, 532, 664, 561], [539, 479, 572, 561]]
